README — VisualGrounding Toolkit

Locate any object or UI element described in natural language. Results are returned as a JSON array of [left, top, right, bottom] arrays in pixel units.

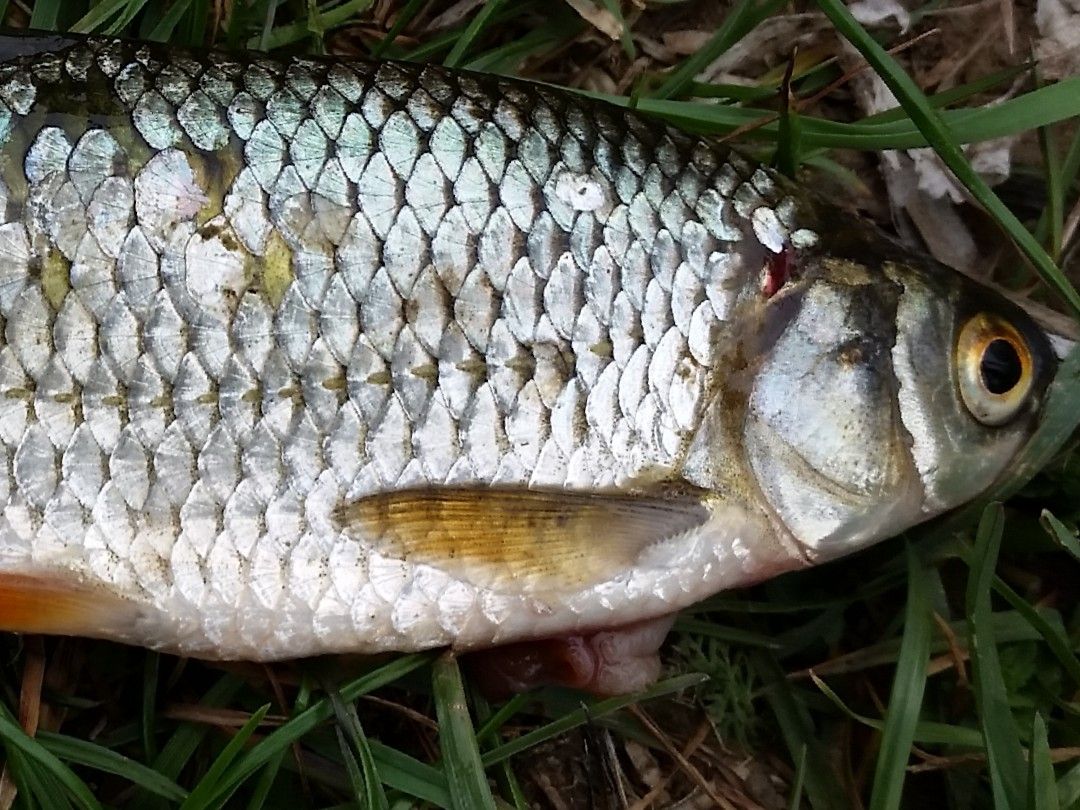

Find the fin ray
[[338, 488, 709, 591]]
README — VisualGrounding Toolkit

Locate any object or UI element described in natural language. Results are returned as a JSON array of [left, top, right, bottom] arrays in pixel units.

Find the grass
[[1, 0, 1079, 807]]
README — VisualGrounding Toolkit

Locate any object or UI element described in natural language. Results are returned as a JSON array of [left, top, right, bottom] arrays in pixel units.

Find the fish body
[[0, 34, 1055, 663]]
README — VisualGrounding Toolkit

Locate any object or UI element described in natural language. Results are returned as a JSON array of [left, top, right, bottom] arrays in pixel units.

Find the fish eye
[[956, 313, 1035, 426]]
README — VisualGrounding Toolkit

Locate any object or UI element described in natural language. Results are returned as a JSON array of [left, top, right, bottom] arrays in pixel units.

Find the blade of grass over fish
[[815, 0, 1080, 319], [245, 0, 374, 49], [208, 653, 432, 804], [179, 704, 269, 810], [967, 504, 1027, 810], [593, 77, 1080, 150], [1042, 510, 1080, 561], [0, 703, 100, 810], [991, 575, 1080, 688], [328, 689, 390, 810], [752, 652, 846, 810], [432, 653, 497, 810], [1028, 714, 1057, 810], [868, 546, 933, 810], [481, 673, 706, 767], [651, 0, 788, 99], [443, 0, 507, 68], [36, 732, 187, 803]]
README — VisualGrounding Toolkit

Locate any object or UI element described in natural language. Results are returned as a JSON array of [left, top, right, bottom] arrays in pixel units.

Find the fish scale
[[0, 33, 1004, 664]]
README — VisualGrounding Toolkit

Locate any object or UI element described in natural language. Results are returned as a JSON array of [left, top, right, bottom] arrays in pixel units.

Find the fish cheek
[[742, 280, 922, 554]]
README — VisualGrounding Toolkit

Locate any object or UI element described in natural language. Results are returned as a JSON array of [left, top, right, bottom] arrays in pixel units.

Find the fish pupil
[[980, 339, 1022, 394]]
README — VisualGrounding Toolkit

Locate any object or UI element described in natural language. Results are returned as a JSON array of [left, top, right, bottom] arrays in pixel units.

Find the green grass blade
[[651, 0, 788, 99], [210, 653, 432, 803], [1037, 108, 1064, 260], [598, 0, 634, 59], [1041, 510, 1080, 562], [967, 504, 1027, 810], [812, 678, 984, 748], [432, 652, 496, 810], [328, 689, 391, 810], [673, 617, 785, 649], [443, 0, 508, 68], [37, 731, 187, 803], [751, 653, 846, 810], [868, 545, 933, 810], [0, 704, 100, 810], [69, 0, 130, 33], [145, 673, 243, 778], [242, 749, 284, 810], [367, 740, 451, 807], [179, 704, 270, 810], [788, 745, 807, 810], [1059, 760, 1080, 807], [814, 0, 1080, 318], [142, 652, 159, 765], [992, 575, 1080, 688], [1027, 714, 1057, 810], [245, 0, 374, 49], [371, 0, 428, 58], [29, 0, 63, 29], [144, 0, 193, 41], [481, 673, 705, 767]]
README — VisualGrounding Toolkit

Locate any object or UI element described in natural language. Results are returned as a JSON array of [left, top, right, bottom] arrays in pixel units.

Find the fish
[[0, 31, 1058, 693]]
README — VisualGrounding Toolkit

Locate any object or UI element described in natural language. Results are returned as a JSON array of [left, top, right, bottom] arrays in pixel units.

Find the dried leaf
[[1036, 0, 1080, 80], [849, 0, 911, 31], [564, 0, 624, 40]]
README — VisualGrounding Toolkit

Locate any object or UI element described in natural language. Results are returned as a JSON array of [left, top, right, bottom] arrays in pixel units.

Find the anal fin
[[337, 488, 709, 591], [0, 573, 139, 638]]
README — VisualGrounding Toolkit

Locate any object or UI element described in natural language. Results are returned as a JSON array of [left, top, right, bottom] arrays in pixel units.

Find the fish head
[[740, 254, 1056, 560]]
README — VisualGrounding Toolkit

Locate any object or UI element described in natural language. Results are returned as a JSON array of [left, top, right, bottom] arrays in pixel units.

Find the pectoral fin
[[337, 488, 709, 591], [0, 573, 139, 637]]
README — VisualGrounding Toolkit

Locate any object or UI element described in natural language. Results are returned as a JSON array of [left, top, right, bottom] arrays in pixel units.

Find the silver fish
[[0, 34, 1055, 690]]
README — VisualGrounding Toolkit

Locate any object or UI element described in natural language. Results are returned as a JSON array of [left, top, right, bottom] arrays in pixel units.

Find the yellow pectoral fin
[[337, 488, 709, 591], [0, 573, 138, 638]]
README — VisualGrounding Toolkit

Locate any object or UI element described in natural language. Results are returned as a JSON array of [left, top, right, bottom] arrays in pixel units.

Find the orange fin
[[0, 573, 139, 637], [337, 488, 709, 591]]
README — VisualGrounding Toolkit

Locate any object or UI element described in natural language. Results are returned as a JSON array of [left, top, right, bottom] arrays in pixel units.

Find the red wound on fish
[[762, 244, 796, 298], [464, 614, 676, 697]]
